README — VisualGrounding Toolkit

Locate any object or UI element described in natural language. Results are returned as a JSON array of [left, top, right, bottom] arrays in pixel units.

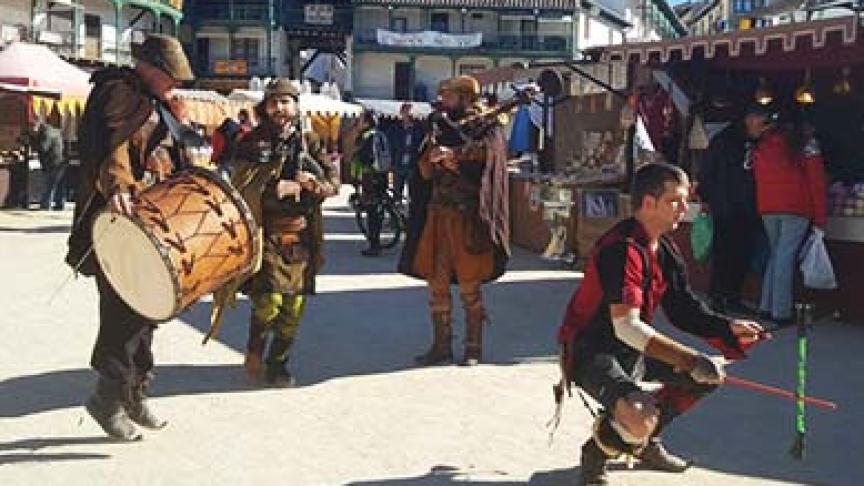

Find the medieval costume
[[210, 79, 339, 386], [398, 75, 510, 366], [555, 164, 763, 484], [64, 34, 194, 441]]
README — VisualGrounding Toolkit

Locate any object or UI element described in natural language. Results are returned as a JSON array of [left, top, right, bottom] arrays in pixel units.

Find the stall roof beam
[[604, 16, 860, 65]]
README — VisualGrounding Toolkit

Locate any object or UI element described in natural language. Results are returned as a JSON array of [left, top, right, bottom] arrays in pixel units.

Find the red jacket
[[753, 130, 827, 227]]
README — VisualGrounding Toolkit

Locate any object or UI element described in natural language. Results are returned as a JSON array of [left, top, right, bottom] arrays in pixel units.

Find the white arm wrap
[[612, 311, 659, 352]]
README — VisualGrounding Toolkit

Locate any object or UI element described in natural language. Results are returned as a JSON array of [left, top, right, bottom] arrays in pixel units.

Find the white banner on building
[[375, 29, 482, 49]]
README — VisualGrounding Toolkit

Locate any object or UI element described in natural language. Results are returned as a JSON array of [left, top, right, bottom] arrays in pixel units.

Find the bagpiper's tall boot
[[462, 308, 485, 366], [414, 311, 453, 366], [244, 317, 268, 383], [85, 376, 141, 441], [124, 372, 167, 430]]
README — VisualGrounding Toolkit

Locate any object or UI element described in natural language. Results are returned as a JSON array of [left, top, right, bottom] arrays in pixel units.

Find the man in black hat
[[66, 33, 194, 441], [211, 78, 339, 386], [696, 104, 772, 315]]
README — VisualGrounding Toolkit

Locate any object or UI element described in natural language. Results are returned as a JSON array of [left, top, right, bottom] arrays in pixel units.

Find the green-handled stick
[[789, 303, 812, 460]]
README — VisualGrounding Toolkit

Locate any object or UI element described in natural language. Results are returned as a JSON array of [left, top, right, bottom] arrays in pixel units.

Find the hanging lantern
[[795, 69, 815, 105], [754, 77, 774, 105], [833, 67, 852, 96]]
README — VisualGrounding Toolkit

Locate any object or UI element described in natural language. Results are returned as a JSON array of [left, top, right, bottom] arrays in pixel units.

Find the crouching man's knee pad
[[592, 413, 652, 458]]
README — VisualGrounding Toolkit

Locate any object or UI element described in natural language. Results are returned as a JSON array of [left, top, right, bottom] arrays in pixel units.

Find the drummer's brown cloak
[[65, 67, 157, 276]]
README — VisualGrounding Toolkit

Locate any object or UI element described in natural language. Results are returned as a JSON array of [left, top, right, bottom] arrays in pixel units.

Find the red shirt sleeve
[[597, 242, 646, 309]]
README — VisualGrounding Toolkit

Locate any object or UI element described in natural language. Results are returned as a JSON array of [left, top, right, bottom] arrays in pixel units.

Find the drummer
[[213, 79, 339, 386], [65, 34, 194, 441]]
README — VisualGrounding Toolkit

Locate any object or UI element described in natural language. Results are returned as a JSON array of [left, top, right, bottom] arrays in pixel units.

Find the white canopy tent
[[356, 99, 433, 120], [228, 88, 363, 118]]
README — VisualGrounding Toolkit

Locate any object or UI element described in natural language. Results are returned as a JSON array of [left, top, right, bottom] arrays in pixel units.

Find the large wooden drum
[[92, 168, 259, 321]]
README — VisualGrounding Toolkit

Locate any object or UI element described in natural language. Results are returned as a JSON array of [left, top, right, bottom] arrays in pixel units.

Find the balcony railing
[[190, 3, 271, 23], [354, 29, 571, 54]]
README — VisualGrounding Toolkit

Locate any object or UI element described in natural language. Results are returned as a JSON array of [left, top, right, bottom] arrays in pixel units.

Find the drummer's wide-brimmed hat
[[133, 33, 194, 82]]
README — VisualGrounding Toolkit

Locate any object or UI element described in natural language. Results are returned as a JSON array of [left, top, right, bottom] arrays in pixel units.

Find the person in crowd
[[753, 110, 827, 326], [33, 117, 68, 210], [398, 75, 510, 367], [352, 111, 391, 257], [388, 102, 426, 201], [557, 163, 765, 485], [211, 79, 339, 386], [696, 105, 766, 314], [65, 33, 194, 441]]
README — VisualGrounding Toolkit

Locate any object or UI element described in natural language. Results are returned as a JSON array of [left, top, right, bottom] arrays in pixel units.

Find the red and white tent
[[0, 42, 91, 99]]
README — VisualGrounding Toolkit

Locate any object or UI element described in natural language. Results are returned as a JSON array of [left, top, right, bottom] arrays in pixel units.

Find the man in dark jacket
[[388, 102, 426, 200], [66, 34, 194, 441], [696, 106, 768, 314], [34, 118, 67, 210]]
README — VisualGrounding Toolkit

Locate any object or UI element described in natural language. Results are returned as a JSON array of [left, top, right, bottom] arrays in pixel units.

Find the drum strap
[[155, 102, 208, 171]]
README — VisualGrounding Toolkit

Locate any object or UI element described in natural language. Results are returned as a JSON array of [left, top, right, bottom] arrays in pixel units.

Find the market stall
[[602, 15, 864, 320], [475, 61, 653, 264], [0, 42, 92, 207]]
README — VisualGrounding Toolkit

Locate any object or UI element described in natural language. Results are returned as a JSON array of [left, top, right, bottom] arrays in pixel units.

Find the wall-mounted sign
[[305, 4, 334, 25], [376, 29, 482, 49], [213, 60, 248, 76]]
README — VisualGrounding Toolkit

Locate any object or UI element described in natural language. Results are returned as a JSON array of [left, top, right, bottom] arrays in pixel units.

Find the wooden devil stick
[[724, 375, 837, 411]]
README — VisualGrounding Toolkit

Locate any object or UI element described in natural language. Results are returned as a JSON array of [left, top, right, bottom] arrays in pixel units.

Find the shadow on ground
[[0, 224, 71, 234], [346, 465, 577, 485]]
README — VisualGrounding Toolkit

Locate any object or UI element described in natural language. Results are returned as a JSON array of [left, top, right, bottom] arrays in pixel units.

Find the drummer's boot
[[462, 307, 486, 367], [414, 311, 453, 366], [124, 372, 167, 430], [85, 376, 141, 441], [244, 317, 268, 384]]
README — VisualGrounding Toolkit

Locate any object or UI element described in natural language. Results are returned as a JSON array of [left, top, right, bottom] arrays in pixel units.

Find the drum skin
[[93, 168, 259, 321]]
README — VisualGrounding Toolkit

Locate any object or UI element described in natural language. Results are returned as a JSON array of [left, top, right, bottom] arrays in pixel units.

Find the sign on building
[[305, 4, 334, 25], [214, 60, 248, 76]]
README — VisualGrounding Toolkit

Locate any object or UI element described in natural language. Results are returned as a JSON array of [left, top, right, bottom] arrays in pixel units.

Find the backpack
[[372, 129, 392, 172]]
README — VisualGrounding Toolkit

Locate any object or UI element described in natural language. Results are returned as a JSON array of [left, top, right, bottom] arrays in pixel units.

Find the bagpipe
[[428, 83, 537, 150]]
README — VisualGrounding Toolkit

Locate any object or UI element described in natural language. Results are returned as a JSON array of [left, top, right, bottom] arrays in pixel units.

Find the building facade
[[184, 0, 353, 91], [351, 0, 684, 100], [0, 1, 183, 65]]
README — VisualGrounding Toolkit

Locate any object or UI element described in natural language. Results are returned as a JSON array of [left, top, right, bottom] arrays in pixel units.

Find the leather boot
[[414, 311, 453, 366], [244, 318, 268, 384], [265, 336, 296, 387], [636, 437, 692, 472], [84, 377, 141, 441], [579, 438, 611, 485], [461, 309, 485, 366], [124, 373, 167, 430]]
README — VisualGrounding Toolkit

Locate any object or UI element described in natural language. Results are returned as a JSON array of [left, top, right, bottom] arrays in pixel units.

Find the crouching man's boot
[[636, 437, 692, 472], [579, 438, 611, 485], [265, 336, 296, 387], [414, 311, 453, 366], [462, 308, 486, 366], [84, 377, 141, 441], [124, 373, 167, 430]]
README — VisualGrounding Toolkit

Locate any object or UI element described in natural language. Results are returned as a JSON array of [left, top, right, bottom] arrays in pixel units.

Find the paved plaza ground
[[0, 191, 861, 485]]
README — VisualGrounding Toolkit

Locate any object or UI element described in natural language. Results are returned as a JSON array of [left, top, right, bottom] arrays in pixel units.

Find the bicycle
[[349, 184, 407, 250]]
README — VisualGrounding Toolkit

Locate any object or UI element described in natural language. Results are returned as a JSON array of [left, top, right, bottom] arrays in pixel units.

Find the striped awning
[[355, 0, 578, 9]]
